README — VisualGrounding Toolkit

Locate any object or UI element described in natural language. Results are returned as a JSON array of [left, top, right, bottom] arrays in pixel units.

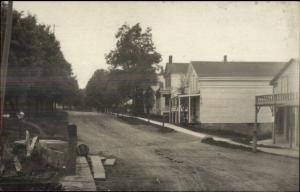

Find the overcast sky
[[14, 1, 299, 88]]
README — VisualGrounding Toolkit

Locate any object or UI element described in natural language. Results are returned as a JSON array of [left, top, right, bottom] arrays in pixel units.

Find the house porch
[[255, 92, 299, 149], [169, 94, 200, 124]]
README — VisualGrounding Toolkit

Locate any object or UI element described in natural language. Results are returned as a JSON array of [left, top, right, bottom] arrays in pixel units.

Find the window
[[281, 76, 288, 93]]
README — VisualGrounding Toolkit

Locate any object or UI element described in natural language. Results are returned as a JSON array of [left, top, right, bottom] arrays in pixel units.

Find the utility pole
[[0, 1, 13, 166]]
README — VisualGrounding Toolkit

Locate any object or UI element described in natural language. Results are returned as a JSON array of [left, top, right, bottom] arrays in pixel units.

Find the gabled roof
[[191, 61, 287, 78], [270, 59, 298, 85], [165, 63, 189, 75]]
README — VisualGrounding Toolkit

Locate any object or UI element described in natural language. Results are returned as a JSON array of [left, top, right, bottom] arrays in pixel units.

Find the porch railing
[[256, 92, 299, 106]]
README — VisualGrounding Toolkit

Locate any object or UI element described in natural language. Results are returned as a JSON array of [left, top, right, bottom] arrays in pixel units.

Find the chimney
[[169, 55, 173, 64], [224, 55, 227, 62]]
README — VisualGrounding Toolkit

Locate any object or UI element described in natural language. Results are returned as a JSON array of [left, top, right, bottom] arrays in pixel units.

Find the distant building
[[154, 56, 189, 116], [256, 59, 299, 148]]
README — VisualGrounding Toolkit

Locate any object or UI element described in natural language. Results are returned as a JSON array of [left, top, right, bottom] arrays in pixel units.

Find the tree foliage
[[1, 2, 80, 114], [105, 23, 161, 115], [85, 69, 125, 111]]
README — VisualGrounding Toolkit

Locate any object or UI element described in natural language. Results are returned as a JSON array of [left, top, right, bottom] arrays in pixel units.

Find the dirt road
[[68, 111, 299, 191]]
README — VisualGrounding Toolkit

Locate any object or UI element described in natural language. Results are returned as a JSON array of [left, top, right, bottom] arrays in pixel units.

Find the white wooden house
[[168, 55, 287, 135]]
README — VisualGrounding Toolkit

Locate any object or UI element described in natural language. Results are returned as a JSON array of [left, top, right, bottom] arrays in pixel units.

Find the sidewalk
[[257, 147, 299, 158], [255, 139, 299, 158], [113, 113, 299, 159]]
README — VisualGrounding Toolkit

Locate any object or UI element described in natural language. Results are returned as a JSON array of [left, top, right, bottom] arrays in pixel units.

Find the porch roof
[[165, 63, 189, 75]]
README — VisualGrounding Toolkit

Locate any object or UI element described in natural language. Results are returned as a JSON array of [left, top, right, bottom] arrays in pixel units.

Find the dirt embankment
[[1, 110, 69, 191]]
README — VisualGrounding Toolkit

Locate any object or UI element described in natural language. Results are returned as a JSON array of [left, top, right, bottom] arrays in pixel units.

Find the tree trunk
[[15, 96, 19, 112]]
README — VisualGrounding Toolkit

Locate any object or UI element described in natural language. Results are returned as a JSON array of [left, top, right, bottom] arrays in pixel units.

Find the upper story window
[[165, 75, 171, 88], [280, 76, 288, 93], [194, 76, 197, 91], [273, 82, 278, 94], [191, 74, 197, 92], [159, 82, 163, 88]]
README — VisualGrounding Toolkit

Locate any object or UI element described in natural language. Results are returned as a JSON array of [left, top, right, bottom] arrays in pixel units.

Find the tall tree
[[1, 2, 80, 114], [85, 69, 109, 110], [105, 23, 161, 115]]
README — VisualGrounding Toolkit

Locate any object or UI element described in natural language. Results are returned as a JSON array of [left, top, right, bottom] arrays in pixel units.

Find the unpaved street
[[68, 111, 299, 191]]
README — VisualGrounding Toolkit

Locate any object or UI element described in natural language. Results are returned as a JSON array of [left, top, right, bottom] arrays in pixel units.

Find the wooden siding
[[170, 74, 184, 90], [274, 61, 299, 94], [199, 81, 274, 123]]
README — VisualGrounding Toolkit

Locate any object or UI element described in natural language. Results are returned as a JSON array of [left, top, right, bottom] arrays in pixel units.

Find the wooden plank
[[104, 158, 116, 166], [77, 156, 87, 164], [13, 156, 22, 172], [25, 130, 30, 156], [89, 155, 106, 180], [60, 157, 96, 191], [27, 136, 38, 157]]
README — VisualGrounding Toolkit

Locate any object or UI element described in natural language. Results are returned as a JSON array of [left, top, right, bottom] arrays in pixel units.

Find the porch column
[[173, 98, 175, 123], [289, 107, 293, 149], [199, 95, 201, 122], [283, 107, 288, 140], [172, 98, 174, 123], [169, 98, 171, 123], [295, 107, 299, 147], [252, 99, 259, 153], [172, 112, 175, 123], [188, 96, 191, 124], [178, 97, 181, 124], [161, 96, 165, 115], [175, 97, 178, 124], [272, 106, 276, 144]]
